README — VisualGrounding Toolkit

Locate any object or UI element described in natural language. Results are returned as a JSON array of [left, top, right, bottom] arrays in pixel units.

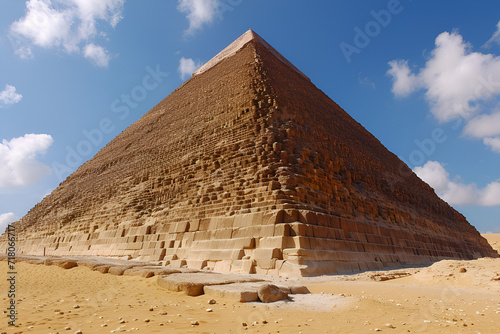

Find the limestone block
[[282, 209, 299, 223], [189, 219, 200, 232], [93, 265, 111, 273], [262, 210, 284, 225], [214, 260, 232, 273], [170, 259, 187, 268], [233, 214, 254, 228], [241, 259, 255, 274], [186, 260, 208, 270], [252, 248, 282, 269], [57, 260, 78, 269], [213, 228, 233, 240], [274, 223, 290, 237], [259, 236, 286, 248], [298, 210, 317, 225], [204, 282, 264, 302], [287, 223, 304, 237], [156, 273, 263, 296], [108, 266, 135, 275], [284, 236, 310, 249], [232, 237, 255, 249]]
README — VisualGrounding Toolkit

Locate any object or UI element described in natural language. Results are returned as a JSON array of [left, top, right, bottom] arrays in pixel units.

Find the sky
[[0, 0, 500, 234]]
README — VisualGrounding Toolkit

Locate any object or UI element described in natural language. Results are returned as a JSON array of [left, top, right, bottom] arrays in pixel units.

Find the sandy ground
[[483, 234, 500, 253], [1, 235, 499, 334]]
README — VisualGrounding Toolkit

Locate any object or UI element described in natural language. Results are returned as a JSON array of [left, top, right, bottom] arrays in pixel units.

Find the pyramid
[[2, 30, 497, 276]]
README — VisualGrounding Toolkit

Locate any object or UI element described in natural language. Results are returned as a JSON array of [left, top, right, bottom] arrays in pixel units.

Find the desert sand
[[1, 235, 499, 334]]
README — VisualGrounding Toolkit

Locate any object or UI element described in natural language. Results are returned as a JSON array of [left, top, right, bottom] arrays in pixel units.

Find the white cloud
[[483, 20, 500, 48], [0, 134, 54, 188], [387, 60, 421, 96], [0, 213, 18, 234], [483, 136, 500, 153], [177, 0, 219, 34], [83, 43, 110, 67], [388, 31, 500, 122], [9, 0, 124, 66], [414, 161, 500, 206], [464, 111, 500, 138], [0, 85, 23, 107], [178, 57, 201, 80]]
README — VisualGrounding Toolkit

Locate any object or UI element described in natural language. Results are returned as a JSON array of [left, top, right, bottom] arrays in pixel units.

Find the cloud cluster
[[0, 134, 54, 188], [178, 57, 201, 80], [9, 0, 125, 67], [388, 31, 500, 122], [0, 84, 22, 107], [177, 0, 220, 34], [388, 29, 500, 154], [414, 161, 500, 206]]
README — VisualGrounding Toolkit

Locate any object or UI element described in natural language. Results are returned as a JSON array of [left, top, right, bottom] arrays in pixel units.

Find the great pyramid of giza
[[2, 30, 497, 276]]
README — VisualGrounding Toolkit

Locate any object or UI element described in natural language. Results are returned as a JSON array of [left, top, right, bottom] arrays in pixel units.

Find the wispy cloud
[[483, 20, 500, 48], [0, 84, 22, 107], [178, 57, 201, 80], [83, 43, 111, 67], [9, 0, 125, 66], [0, 134, 54, 188], [414, 161, 500, 206], [177, 0, 220, 34]]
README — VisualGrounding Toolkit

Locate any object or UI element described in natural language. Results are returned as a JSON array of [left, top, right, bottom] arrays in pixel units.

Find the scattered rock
[[93, 265, 111, 274], [208, 299, 216, 304], [258, 284, 288, 303], [459, 268, 467, 273], [58, 261, 78, 269], [191, 321, 199, 326], [108, 266, 134, 276], [206, 308, 213, 312], [73, 305, 80, 309], [385, 323, 395, 328], [289, 285, 310, 294]]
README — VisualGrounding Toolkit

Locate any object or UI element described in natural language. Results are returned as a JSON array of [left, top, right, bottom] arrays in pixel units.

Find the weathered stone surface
[[204, 283, 263, 302], [57, 260, 78, 269], [93, 265, 111, 274], [1, 30, 497, 277], [258, 284, 289, 303], [108, 266, 135, 276], [156, 273, 263, 296]]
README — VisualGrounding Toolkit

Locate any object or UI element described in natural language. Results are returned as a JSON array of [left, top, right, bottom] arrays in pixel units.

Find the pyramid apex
[[193, 30, 309, 80]]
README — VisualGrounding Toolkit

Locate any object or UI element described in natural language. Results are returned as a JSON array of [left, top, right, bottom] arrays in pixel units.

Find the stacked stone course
[[1, 30, 496, 276]]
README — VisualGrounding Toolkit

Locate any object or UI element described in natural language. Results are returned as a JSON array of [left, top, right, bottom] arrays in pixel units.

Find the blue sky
[[1, 0, 500, 234]]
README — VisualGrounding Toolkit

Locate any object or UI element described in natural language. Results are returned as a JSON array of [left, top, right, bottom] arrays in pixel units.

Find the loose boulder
[[258, 284, 288, 303]]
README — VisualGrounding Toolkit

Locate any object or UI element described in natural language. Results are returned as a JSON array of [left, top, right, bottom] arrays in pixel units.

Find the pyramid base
[[5, 209, 496, 277]]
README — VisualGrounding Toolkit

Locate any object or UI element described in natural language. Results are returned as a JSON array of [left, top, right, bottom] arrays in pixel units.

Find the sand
[[483, 234, 500, 253], [1, 235, 499, 333]]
